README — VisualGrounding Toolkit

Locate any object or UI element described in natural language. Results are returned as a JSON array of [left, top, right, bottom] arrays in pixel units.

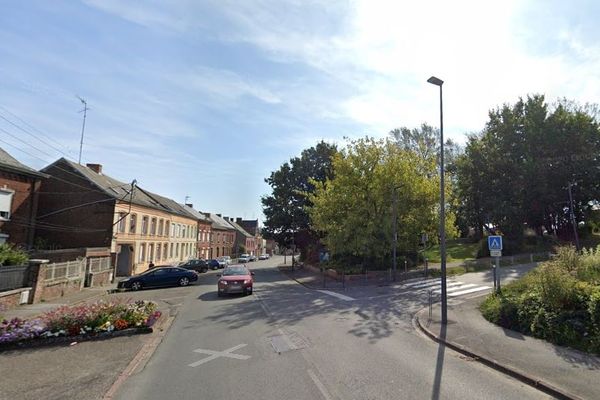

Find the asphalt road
[[115, 256, 550, 400]]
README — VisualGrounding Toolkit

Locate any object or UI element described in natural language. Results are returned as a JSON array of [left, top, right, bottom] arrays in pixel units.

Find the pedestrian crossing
[[400, 278, 491, 298]]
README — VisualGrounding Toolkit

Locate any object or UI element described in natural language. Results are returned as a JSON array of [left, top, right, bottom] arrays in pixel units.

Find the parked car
[[216, 257, 228, 268], [217, 265, 254, 296], [221, 256, 232, 265], [208, 259, 220, 270], [179, 259, 209, 273], [238, 254, 250, 263], [249, 254, 257, 262], [258, 254, 269, 260], [117, 267, 198, 291]]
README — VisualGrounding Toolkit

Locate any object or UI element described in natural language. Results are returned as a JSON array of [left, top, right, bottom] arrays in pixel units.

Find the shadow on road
[[431, 323, 446, 400], [191, 265, 429, 342]]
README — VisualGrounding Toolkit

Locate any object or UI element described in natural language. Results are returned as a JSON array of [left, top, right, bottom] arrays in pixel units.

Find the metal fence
[[88, 257, 112, 274], [45, 259, 86, 283], [0, 265, 30, 291]]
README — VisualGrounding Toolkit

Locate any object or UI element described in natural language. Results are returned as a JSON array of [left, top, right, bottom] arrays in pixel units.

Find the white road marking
[[448, 286, 491, 297], [434, 283, 477, 294], [188, 344, 250, 367], [307, 369, 333, 400], [317, 290, 355, 301]]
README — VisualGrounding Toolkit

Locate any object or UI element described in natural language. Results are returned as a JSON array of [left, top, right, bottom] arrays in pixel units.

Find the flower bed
[[0, 300, 161, 349]]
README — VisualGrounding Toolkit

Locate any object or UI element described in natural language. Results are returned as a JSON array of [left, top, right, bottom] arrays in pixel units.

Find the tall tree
[[261, 141, 337, 251], [308, 137, 457, 269]]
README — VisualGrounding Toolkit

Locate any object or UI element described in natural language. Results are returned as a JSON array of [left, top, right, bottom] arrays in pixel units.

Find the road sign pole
[[496, 256, 501, 292]]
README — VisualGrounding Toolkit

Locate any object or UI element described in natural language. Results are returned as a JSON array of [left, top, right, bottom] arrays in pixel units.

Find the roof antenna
[[76, 96, 89, 164]]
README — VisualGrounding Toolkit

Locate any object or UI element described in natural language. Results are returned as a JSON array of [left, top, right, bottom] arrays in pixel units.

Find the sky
[[1, 0, 600, 221]]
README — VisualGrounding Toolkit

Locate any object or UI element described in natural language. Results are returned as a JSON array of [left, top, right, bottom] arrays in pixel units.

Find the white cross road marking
[[188, 344, 251, 367], [317, 290, 355, 301], [434, 283, 478, 294]]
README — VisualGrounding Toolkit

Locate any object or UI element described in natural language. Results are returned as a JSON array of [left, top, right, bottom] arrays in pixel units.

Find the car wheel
[[131, 281, 142, 291], [179, 277, 190, 286], [217, 291, 223, 297], [246, 287, 253, 295]]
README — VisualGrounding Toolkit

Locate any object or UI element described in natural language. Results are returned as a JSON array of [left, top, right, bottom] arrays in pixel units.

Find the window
[[158, 219, 164, 236], [176, 243, 180, 257], [150, 218, 157, 235], [129, 214, 137, 233], [117, 212, 126, 233], [139, 243, 146, 263], [0, 189, 14, 220], [148, 243, 154, 262], [156, 243, 161, 261], [182, 225, 186, 238], [165, 221, 170, 237], [163, 243, 168, 260], [169, 243, 174, 258], [142, 216, 149, 235], [217, 233, 221, 243]]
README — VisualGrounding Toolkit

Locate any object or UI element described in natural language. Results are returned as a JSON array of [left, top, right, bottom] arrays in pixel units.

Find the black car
[[179, 259, 209, 273], [208, 259, 220, 270], [117, 267, 198, 291]]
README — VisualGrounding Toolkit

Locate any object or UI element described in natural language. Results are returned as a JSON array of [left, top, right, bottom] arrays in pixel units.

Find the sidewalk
[[1, 283, 118, 320], [416, 297, 600, 400]]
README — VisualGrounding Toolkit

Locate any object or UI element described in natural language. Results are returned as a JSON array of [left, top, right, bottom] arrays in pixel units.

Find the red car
[[217, 265, 254, 296]]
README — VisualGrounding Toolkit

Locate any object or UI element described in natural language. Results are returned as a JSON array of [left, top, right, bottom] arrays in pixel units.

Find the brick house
[[36, 159, 198, 275], [205, 213, 235, 259], [225, 217, 255, 257], [0, 148, 47, 248], [183, 204, 212, 260], [238, 218, 262, 255]]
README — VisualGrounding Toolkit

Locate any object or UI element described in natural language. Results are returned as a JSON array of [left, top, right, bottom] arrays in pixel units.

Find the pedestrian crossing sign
[[488, 236, 503, 251]]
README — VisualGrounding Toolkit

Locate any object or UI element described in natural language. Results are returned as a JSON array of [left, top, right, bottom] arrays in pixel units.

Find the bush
[[0, 244, 28, 266], [480, 245, 600, 355]]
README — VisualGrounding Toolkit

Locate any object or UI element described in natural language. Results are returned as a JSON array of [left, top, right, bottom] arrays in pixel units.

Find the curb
[[414, 309, 582, 400], [103, 310, 176, 399]]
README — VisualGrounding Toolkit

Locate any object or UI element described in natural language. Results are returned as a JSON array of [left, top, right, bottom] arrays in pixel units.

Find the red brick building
[[0, 148, 47, 248]]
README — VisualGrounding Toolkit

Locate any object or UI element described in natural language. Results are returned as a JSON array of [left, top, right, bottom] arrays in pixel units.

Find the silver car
[[238, 254, 250, 263]]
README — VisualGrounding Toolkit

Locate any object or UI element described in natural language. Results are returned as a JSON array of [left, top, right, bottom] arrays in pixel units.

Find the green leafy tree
[[261, 141, 337, 253], [308, 137, 457, 270]]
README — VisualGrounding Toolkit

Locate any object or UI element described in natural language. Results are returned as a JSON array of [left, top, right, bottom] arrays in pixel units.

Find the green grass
[[423, 239, 479, 263]]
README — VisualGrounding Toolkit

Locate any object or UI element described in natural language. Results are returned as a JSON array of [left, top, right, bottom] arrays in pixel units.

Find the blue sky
[[1, 1, 600, 221]]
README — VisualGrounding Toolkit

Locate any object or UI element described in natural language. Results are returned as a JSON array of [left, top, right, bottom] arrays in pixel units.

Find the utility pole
[[568, 182, 580, 251], [77, 96, 89, 164]]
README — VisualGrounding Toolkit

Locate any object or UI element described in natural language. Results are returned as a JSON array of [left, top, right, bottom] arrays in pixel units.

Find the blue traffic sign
[[488, 236, 503, 251]]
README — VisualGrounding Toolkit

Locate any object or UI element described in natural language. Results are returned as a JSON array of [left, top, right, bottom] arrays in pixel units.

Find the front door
[[116, 244, 133, 276]]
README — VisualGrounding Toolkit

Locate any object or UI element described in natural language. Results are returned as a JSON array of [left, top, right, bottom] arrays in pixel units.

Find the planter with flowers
[[0, 299, 162, 350]]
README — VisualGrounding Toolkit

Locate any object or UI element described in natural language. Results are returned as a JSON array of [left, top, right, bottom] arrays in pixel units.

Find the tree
[[261, 141, 337, 254], [455, 95, 600, 242], [308, 137, 457, 270]]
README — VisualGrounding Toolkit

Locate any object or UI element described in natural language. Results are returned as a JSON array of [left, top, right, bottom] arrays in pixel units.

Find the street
[[115, 256, 549, 400]]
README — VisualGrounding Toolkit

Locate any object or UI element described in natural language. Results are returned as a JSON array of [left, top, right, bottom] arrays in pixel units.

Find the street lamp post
[[392, 185, 400, 282], [427, 75, 447, 325]]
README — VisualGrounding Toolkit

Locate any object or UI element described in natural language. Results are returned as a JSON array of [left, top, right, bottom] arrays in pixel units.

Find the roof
[[0, 147, 47, 178], [41, 158, 198, 220], [226, 218, 253, 238], [239, 219, 260, 235], [181, 204, 209, 222], [206, 213, 236, 231]]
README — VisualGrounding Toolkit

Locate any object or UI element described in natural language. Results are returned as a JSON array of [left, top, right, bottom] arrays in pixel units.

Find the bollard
[[404, 260, 408, 274], [424, 258, 428, 278]]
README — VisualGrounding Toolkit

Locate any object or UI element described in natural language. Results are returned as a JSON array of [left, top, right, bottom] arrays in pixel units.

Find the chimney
[[185, 203, 193, 208], [86, 163, 102, 174], [236, 217, 242, 223]]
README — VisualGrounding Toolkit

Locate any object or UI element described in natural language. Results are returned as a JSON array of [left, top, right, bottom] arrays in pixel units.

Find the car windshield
[[222, 267, 248, 276]]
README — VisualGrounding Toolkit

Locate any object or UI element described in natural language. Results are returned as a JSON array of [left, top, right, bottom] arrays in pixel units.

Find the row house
[[205, 213, 235, 258], [183, 204, 212, 260], [36, 159, 199, 276], [224, 217, 255, 257], [238, 218, 263, 256], [0, 148, 47, 248]]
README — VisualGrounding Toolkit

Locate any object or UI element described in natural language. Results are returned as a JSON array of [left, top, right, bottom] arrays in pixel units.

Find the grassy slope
[[423, 239, 479, 263]]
